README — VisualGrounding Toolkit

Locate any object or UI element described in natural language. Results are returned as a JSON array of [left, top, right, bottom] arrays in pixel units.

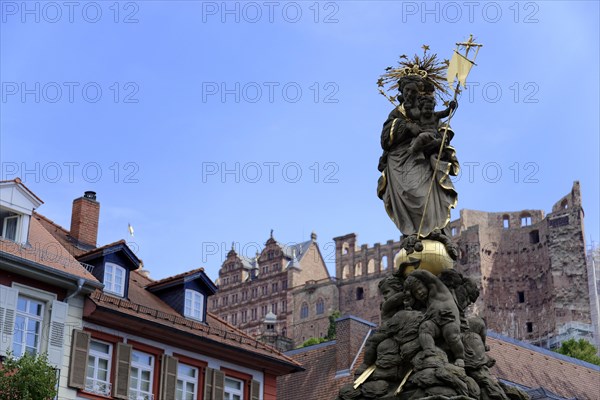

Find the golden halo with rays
[[377, 45, 451, 105]]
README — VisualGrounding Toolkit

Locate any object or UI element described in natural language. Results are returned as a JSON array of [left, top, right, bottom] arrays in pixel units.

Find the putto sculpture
[[336, 36, 530, 400]]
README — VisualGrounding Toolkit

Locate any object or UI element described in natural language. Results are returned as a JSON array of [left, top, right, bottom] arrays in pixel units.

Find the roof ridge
[[146, 267, 207, 287], [77, 239, 128, 257]]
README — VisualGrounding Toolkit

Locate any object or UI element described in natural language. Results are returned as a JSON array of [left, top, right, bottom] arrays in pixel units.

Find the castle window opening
[[503, 215, 510, 229], [518, 291, 525, 303], [526, 322, 533, 333], [521, 214, 532, 227], [529, 230, 540, 244], [356, 287, 364, 300]]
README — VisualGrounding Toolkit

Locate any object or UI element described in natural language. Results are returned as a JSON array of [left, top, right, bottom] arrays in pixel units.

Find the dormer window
[[184, 289, 205, 322], [0, 180, 42, 244], [104, 263, 125, 296]]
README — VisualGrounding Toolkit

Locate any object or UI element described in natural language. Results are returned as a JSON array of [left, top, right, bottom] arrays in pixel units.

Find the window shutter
[[47, 300, 69, 367], [113, 342, 132, 399], [204, 368, 214, 399], [213, 369, 225, 400], [251, 380, 260, 400], [160, 354, 178, 400], [68, 329, 90, 389], [0, 285, 18, 357]]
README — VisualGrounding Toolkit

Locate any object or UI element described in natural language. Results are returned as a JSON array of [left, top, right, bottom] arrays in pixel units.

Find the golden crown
[[378, 45, 450, 105]]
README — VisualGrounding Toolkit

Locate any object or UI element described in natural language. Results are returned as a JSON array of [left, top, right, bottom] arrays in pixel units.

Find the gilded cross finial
[[456, 34, 483, 62]]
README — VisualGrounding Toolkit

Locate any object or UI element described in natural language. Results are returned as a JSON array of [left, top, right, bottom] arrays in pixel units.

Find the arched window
[[316, 298, 325, 315], [300, 302, 309, 319], [381, 256, 388, 270], [367, 259, 375, 274], [561, 199, 568, 209], [342, 265, 351, 279], [342, 242, 350, 255], [355, 262, 363, 277]]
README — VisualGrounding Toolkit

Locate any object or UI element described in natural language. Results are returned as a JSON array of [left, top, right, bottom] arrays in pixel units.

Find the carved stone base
[[336, 268, 530, 400]]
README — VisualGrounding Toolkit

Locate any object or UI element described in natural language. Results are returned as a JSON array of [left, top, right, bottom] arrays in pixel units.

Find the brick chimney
[[335, 315, 375, 377], [70, 191, 100, 247]]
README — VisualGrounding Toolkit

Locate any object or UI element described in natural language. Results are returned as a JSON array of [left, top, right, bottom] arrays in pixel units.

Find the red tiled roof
[[278, 341, 351, 400], [0, 217, 97, 282], [489, 335, 600, 399], [34, 212, 88, 257], [278, 331, 600, 400], [88, 270, 301, 371]]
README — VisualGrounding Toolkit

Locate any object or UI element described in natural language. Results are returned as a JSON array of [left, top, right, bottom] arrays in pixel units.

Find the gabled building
[[0, 179, 102, 398], [3, 182, 303, 399], [72, 248, 302, 400], [208, 232, 330, 349]]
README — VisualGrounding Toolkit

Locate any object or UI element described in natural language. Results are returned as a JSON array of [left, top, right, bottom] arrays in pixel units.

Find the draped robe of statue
[[377, 103, 459, 237]]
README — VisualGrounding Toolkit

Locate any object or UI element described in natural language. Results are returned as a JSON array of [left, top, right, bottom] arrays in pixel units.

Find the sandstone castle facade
[[209, 182, 599, 350]]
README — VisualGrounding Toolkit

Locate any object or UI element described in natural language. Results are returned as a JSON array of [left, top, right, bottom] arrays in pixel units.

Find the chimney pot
[[84, 191, 97, 201]]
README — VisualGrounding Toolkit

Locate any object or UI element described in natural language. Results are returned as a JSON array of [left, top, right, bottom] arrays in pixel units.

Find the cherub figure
[[379, 274, 407, 322], [404, 269, 465, 367], [439, 269, 480, 330], [409, 95, 456, 160], [357, 274, 422, 375]]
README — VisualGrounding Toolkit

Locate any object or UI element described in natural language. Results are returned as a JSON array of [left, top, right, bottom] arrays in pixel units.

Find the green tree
[[326, 310, 341, 340], [555, 338, 600, 366], [297, 311, 342, 348], [0, 352, 58, 400]]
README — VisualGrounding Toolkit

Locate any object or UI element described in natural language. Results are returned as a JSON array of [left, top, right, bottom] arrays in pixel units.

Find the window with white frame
[[224, 376, 244, 400], [104, 263, 126, 296], [13, 296, 44, 357], [176, 363, 198, 400], [86, 340, 113, 396], [184, 289, 205, 322], [0, 208, 21, 241], [129, 350, 154, 400]]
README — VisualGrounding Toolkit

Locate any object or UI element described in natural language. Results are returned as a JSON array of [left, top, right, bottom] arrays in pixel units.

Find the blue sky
[[1, 1, 598, 281]]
